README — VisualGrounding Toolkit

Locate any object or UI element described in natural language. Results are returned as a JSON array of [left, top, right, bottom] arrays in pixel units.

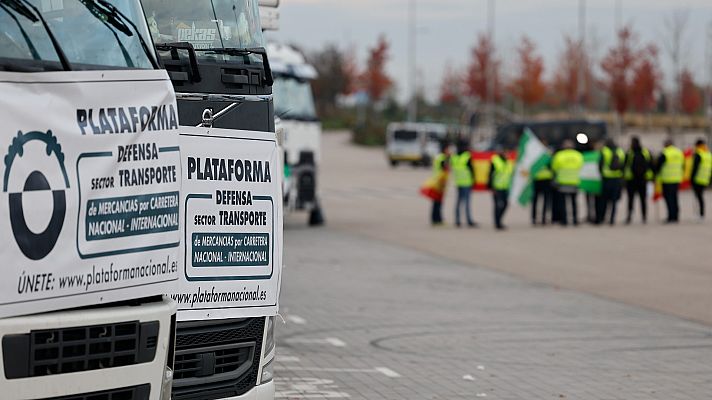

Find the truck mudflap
[[0, 297, 176, 400]]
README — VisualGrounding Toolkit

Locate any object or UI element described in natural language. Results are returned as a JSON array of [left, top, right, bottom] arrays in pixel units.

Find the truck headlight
[[261, 358, 274, 384], [264, 316, 275, 356]]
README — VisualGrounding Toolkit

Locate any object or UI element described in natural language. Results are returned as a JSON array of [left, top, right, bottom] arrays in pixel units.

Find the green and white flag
[[580, 151, 602, 195], [510, 128, 551, 206]]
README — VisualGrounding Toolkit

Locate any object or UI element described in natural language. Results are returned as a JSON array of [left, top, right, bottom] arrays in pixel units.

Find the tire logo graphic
[[3, 131, 70, 260]]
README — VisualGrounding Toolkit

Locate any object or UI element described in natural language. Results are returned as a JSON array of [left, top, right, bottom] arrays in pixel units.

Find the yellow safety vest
[[601, 146, 625, 179], [432, 153, 448, 176], [552, 149, 584, 186], [491, 154, 513, 191], [694, 147, 712, 186], [659, 146, 684, 184], [624, 148, 653, 181], [534, 165, 553, 181], [450, 152, 474, 188]]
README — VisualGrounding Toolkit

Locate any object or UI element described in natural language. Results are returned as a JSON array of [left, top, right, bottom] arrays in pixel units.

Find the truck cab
[[268, 42, 324, 225], [139, 1, 279, 399], [1, 1, 178, 399], [142, 0, 274, 132]]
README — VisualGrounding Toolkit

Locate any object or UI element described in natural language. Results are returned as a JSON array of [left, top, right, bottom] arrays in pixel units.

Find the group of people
[[428, 137, 712, 230]]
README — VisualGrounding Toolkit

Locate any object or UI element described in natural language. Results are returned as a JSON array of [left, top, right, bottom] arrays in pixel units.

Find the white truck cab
[[0, 1, 179, 399], [268, 42, 324, 225], [139, 0, 283, 399]]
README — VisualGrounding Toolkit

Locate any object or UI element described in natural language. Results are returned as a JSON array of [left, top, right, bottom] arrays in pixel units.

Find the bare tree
[[663, 10, 690, 134]]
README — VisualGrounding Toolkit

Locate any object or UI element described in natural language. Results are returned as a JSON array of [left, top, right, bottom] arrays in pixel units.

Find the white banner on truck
[[174, 126, 283, 320], [0, 70, 181, 318]]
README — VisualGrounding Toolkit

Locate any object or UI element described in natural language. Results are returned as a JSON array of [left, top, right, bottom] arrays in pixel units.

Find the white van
[[386, 122, 447, 167]]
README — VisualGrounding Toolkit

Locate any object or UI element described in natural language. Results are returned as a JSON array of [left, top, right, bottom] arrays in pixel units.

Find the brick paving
[[275, 226, 712, 399]]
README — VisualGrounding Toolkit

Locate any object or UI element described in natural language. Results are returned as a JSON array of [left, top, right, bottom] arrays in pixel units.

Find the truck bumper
[[222, 381, 275, 400], [0, 297, 175, 400]]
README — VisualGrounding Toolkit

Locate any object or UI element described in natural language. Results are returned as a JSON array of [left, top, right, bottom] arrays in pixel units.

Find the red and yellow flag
[[420, 171, 448, 201]]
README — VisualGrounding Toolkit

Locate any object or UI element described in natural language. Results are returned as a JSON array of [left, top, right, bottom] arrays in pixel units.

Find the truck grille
[[43, 384, 150, 400], [2, 321, 159, 379], [175, 343, 253, 379], [172, 318, 264, 400]]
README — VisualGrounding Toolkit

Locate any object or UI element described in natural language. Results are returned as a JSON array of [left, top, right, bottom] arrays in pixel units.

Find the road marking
[[326, 337, 346, 347], [277, 367, 376, 373], [275, 377, 350, 398], [285, 337, 347, 347], [287, 315, 307, 325], [276, 366, 401, 378], [375, 367, 401, 378]]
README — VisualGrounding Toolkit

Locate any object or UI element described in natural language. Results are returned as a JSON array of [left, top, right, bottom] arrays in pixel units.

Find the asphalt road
[[315, 131, 712, 326], [274, 131, 712, 399]]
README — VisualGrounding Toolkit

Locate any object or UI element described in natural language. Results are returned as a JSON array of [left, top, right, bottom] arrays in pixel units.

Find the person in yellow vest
[[488, 149, 513, 230], [450, 139, 477, 228], [551, 139, 584, 226], [624, 136, 654, 224], [655, 139, 685, 223], [596, 139, 626, 225], [691, 138, 711, 220], [532, 141, 553, 226], [430, 140, 450, 225]]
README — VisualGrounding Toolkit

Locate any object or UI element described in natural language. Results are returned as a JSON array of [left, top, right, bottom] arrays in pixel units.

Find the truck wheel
[[390, 160, 398, 167], [309, 205, 325, 226]]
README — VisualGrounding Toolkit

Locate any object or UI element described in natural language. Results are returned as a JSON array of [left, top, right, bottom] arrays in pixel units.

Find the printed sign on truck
[[0, 70, 181, 318], [174, 126, 283, 320]]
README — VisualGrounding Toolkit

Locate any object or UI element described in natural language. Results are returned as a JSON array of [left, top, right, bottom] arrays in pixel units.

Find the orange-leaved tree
[[509, 35, 546, 111], [601, 26, 640, 116], [360, 35, 392, 104], [341, 47, 360, 96], [465, 33, 501, 103], [551, 34, 592, 108], [630, 44, 661, 113], [679, 68, 702, 114], [439, 66, 463, 105], [311, 44, 358, 115]]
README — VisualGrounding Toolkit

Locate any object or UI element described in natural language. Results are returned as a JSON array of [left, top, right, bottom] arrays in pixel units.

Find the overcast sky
[[266, 0, 712, 102]]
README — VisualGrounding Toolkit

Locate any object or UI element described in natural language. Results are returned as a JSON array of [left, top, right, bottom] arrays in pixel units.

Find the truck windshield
[[273, 76, 317, 121], [142, 0, 264, 54], [0, 0, 155, 70]]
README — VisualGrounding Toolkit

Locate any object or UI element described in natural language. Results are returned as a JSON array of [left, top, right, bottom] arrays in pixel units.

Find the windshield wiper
[[0, 2, 41, 60], [78, 0, 160, 69], [1, 0, 35, 21], [78, 0, 133, 67], [1, 0, 72, 70], [196, 47, 273, 86]]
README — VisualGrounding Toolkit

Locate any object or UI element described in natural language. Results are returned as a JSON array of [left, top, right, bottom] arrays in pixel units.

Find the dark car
[[493, 120, 608, 151]]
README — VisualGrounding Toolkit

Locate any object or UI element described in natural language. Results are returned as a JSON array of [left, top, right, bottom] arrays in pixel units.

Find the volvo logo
[[3, 131, 70, 260]]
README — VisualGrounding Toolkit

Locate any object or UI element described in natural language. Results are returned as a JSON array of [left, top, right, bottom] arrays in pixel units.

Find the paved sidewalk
[[276, 226, 712, 399]]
